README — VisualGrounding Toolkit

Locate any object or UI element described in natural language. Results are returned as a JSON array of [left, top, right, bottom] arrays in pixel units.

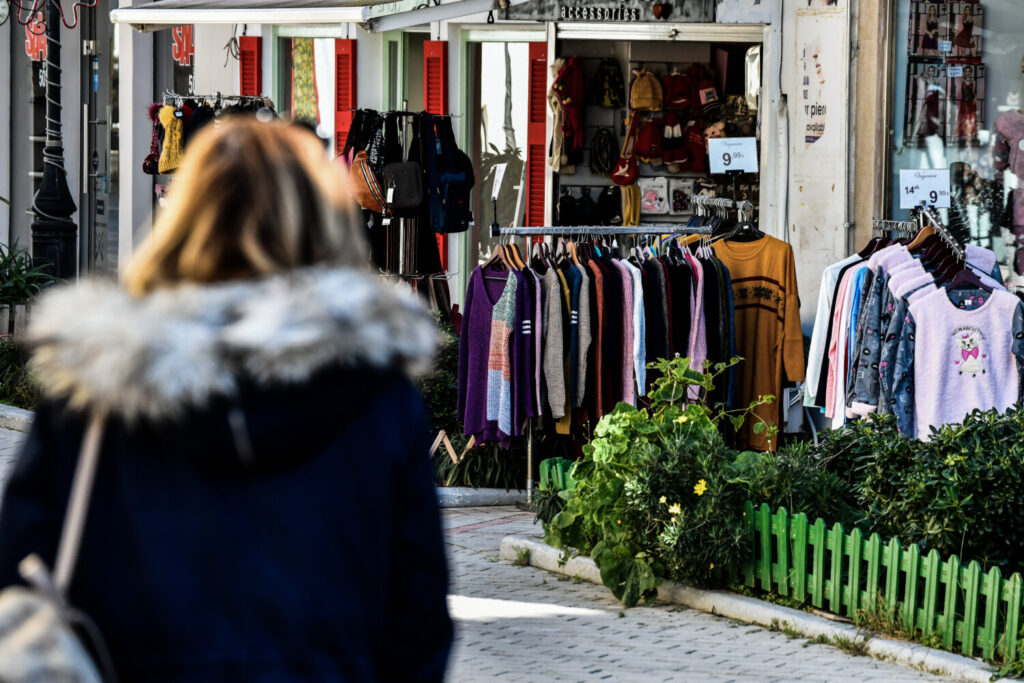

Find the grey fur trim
[[27, 268, 438, 421]]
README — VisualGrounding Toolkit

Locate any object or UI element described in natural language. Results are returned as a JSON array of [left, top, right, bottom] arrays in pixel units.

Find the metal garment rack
[[919, 203, 966, 261], [490, 225, 714, 238], [485, 224, 714, 504]]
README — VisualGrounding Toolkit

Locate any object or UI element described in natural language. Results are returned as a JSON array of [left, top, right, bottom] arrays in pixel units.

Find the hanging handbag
[[352, 151, 387, 214], [609, 114, 640, 186], [0, 413, 116, 683], [383, 115, 425, 218]]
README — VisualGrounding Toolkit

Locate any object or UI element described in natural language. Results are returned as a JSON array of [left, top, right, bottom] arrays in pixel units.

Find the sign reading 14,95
[[707, 137, 759, 174], [899, 168, 951, 209]]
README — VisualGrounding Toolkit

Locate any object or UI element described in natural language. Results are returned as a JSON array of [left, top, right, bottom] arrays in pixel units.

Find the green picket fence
[[539, 457, 577, 492], [743, 501, 1023, 664]]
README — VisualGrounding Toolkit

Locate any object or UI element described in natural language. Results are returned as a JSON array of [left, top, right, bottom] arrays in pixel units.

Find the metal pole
[[31, 0, 78, 280], [526, 419, 533, 504]]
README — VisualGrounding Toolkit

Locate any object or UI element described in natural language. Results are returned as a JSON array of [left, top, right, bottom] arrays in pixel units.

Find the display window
[[548, 39, 762, 228], [890, 0, 1024, 282]]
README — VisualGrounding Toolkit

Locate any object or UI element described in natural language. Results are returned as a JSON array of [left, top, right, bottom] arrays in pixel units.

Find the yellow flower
[[659, 495, 667, 505], [710, 563, 715, 570], [694, 479, 708, 496], [617, 519, 622, 524], [674, 415, 688, 424], [668, 503, 682, 515]]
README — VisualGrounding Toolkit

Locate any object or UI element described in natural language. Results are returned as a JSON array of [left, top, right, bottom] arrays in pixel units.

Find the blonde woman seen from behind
[[0, 119, 451, 682]]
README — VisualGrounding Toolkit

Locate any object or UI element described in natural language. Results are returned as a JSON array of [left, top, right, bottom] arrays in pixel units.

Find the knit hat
[[142, 103, 163, 175], [661, 72, 692, 111], [635, 119, 663, 162], [683, 121, 707, 173], [660, 112, 687, 164], [687, 64, 721, 116], [158, 104, 193, 175], [630, 69, 663, 111]]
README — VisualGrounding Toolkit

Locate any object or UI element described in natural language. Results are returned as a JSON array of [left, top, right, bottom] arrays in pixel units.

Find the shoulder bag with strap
[[0, 413, 117, 683], [382, 114, 425, 218], [609, 114, 640, 186]]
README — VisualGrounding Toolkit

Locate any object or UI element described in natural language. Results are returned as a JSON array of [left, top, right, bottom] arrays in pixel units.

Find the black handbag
[[383, 115, 425, 217]]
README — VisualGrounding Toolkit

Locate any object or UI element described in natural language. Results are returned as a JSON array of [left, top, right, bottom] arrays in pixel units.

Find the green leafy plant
[[0, 241, 59, 335], [0, 339, 38, 409], [543, 357, 772, 606]]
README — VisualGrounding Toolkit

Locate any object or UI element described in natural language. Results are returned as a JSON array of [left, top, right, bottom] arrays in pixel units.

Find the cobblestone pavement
[[443, 506, 955, 682]]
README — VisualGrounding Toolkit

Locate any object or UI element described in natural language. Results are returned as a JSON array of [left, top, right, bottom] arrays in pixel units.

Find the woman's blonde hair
[[124, 118, 366, 295]]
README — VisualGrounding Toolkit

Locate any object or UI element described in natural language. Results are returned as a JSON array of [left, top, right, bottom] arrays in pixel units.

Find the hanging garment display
[[141, 95, 277, 176], [805, 216, 1021, 440], [713, 234, 804, 452], [291, 37, 319, 124], [457, 224, 741, 449]]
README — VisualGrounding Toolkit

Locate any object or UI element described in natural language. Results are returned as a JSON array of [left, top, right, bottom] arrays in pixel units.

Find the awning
[[110, 0, 376, 32], [111, 0, 528, 33]]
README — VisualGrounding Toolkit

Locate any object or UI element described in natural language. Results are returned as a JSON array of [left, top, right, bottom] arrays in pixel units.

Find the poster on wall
[[789, 4, 849, 268], [947, 2, 983, 61], [715, 0, 775, 23], [504, 0, 714, 23], [904, 62, 947, 146], [907, 2, 947, 58], [170, 25, 195, 95], [946, 62, 985, 145]]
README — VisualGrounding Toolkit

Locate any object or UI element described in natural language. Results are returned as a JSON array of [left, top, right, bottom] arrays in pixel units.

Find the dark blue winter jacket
[[0, 267, 451, 682]]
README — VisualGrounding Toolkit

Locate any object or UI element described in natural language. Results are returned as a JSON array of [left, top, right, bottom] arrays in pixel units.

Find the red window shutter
[[238, 36, 262, 97], [423, 41, 449, 115], [524, 42, 548, 228], [334, 39, 357, 156], [424, 40, 450, 268]]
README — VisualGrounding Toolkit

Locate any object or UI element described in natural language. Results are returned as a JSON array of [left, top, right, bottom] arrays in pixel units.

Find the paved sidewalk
[[0, 427, 961, 680], [0, 426, 24, 494], [444, 506, 954, 682]]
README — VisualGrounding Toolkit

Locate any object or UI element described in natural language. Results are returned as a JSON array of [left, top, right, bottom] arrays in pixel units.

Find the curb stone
[[499, 536, 1008, 683], [437, 487, 527, 508], [0, 404, 32, 433]]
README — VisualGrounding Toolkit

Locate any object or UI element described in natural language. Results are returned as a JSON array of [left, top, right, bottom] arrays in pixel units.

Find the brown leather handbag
[[351, 151, 386, 214]]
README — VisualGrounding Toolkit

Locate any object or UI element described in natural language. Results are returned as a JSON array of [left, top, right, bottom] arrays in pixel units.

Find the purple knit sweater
[[458, 267, 526, 447]]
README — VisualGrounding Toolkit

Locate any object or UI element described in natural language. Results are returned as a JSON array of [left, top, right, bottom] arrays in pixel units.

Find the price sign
[[708, 137, 758, 174], [899, 168, 951, 209], [491, 163, 507, 201], [938, 39, 952, 53], [947, 65, 963, 78]]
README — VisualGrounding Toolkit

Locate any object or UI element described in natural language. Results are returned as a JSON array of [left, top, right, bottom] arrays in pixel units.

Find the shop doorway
[[463, 38, 531, 276], [80, 0, 119, 277]]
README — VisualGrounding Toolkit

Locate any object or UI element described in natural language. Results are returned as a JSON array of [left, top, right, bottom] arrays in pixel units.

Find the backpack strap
[[383, 113, 402, 165], [435, 116, 459, 170], [421, 114, 441, 195], [340, 108, 366, 160]]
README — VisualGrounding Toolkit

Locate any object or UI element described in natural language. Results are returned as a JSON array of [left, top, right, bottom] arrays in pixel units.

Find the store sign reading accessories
[[505, 0, 714, 23], [707, 137, 758, 174], [899, 169, 951, 209]]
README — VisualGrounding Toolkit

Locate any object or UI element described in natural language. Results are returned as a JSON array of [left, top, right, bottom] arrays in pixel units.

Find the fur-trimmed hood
[[27, 267, 438, 422]]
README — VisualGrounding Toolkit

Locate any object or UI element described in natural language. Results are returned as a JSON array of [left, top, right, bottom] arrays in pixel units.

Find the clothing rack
[[490, 225, 714, 237], [872, 219, 918, 237], [919, 204, 966, 261], [160, 90, 267, 105], [688, 195, 755, 215], [487, 223, 714, 503], [346, 107, 459, 118]]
